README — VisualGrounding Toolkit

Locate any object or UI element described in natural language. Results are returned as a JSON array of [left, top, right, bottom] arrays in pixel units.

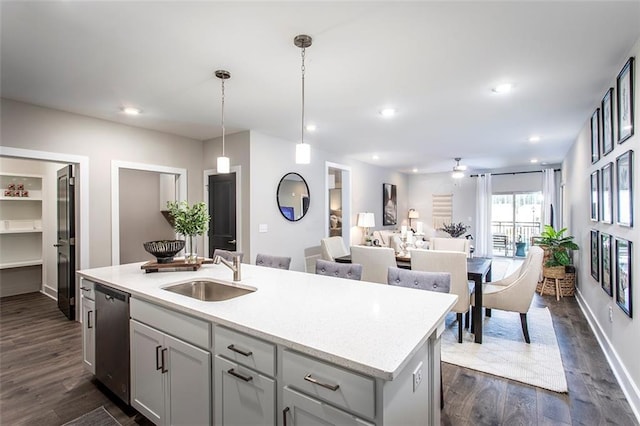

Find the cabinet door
[[215, 355, 275, 426], [165, 334, 211, 426], [282, 387, 374, 426], [130, 320, 164, 425], [81, 297, 95, 374]]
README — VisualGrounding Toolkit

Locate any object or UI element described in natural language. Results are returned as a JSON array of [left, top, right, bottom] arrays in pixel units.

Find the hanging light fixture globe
[[451, 157, 466, 179], [294, 34, 312, 164], [215, 69, 231, 174]]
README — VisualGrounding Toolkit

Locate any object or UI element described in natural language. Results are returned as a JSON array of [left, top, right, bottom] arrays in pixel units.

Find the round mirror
[[277, 172, 310, 221]]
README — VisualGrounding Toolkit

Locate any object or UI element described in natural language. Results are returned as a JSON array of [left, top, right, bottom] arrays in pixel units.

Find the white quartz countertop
[[77, 262, 456, 380]]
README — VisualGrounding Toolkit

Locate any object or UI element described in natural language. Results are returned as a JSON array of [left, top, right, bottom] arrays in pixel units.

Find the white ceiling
[[2, 1, 639, 174]]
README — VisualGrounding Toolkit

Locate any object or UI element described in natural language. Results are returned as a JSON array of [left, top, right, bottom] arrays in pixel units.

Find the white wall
[[562, 38, 640, 418], [1, 99, 205, 268], [248, 132, 407, 271]]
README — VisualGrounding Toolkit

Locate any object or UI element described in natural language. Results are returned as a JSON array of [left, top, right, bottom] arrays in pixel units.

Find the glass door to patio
[[491, 192, 542, 257]]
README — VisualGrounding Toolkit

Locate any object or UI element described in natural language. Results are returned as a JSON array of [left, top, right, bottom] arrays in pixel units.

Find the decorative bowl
[[143, 240, 185, 264]]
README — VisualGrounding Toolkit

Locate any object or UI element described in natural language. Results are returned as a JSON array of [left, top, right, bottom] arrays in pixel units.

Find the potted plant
[[537, 225, 579, 278], [167, 201, 210, 263]]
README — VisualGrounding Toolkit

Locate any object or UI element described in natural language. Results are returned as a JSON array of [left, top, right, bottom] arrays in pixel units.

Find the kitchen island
[[78, 261, 456, 426]]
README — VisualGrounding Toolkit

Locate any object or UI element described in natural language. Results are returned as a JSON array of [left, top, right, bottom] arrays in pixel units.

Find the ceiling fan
[[451, 157, 467, 179]]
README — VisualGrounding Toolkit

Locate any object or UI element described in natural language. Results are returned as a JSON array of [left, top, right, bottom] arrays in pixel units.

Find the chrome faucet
[[213, 255, 241, 281]]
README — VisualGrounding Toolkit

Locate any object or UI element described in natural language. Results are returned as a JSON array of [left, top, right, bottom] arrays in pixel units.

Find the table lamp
[[357, 212, 375, 245], [408, 209, 419, 232]]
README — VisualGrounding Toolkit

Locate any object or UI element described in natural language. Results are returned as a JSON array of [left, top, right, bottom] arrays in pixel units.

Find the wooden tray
[[141, 257, 213, 273]]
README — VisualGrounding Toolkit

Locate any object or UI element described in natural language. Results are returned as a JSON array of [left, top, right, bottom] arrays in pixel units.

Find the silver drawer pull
[[227, 368, 253, 382], [80, 286, 89, 291], [227, 344, 252, 357], [304, 374, 340, 391]]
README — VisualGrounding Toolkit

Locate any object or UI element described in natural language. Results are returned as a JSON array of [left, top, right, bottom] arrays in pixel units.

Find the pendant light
[[451, 157, 467, 179], [215, 69, 231, 173], [294, 34, 312, 164]]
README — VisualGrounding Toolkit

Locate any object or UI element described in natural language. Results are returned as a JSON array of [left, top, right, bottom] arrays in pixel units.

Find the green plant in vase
[[537, 225, 579, 278], [167, 201, 210, 263]]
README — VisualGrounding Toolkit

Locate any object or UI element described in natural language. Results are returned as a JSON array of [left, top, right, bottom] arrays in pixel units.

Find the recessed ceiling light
[[380, 108, 396, 117], [530, 158, 538, 164], [372, 155, 379, 160], [529, 135, 540, 143], [541, 162, 548, 165], [412, 168, 418, 173], [492, 83, 513, 94], [122, 107, 142, 115], [306, 124, 317, 132]]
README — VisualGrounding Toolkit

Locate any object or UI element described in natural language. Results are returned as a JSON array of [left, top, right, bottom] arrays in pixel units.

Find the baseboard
[[576, 289, 640, 423], [42, 285, 57, 300]]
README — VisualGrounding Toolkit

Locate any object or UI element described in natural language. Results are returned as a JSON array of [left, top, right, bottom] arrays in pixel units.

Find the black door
[[57, 165, 75, 320], [208, 173, 237, 257]]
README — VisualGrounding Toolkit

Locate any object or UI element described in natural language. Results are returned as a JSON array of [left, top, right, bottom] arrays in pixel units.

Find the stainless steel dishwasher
[[95, 283, 130, 405]]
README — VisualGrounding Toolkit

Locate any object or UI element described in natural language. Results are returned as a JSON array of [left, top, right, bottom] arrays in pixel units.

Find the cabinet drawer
[[214, 326, 276, 376], [283, 387, 374, 426], [79, 278, 95, 301], [283, 350, 375, 419], [130, 298, 210, 349]]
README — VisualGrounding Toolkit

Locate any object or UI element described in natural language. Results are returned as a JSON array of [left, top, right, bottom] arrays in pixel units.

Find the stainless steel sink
[[163, 279, 256, 301]]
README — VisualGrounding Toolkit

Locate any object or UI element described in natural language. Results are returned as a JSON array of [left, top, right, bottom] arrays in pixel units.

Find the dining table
[[334, 253, 492, 344]]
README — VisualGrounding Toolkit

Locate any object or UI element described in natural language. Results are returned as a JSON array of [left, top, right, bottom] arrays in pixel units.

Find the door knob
[[228, 240, 236, 244], [53, 244, 62, 247]]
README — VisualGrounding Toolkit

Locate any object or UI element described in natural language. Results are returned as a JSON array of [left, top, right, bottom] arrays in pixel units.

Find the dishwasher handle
[[95, 283, 129, 302]]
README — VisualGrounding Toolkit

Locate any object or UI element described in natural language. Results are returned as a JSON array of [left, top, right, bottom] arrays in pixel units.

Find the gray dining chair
[[255, 253, 292, 270], [213, 249, 244, 262], [387, 267, 451, 293], [315, 259, 363, 281]]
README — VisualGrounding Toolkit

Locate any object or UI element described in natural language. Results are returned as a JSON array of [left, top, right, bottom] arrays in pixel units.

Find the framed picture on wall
[[615, 238, 632, 317], [590, 170, 599, 221], [616, 150, 634, 227], [591, 108, 600, 164], [601, 233, 613, 297], [601, 88, 614, 156], [617, 57, 635, 144], [590, 229, 599, 281], [601, 162, 613, 224], [382, 183, 397, 226]]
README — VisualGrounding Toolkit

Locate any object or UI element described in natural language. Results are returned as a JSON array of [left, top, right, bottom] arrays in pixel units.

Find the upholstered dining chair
[[411, 249, 471, 343], [213, 249, 244, 263], [255, 253, 292, 270], [471, 246, 544, 343], [320, 236, 350, 261], [429, 237, 471, 258], [350, 246, 396, 284], [315, 259, 363, 281]]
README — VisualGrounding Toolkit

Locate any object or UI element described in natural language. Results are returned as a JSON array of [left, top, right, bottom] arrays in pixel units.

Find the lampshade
[[408, 209, 419, 219], [295, 142, 310, 164], [357, 212, 375, 228], [217, 156, 230, 174]]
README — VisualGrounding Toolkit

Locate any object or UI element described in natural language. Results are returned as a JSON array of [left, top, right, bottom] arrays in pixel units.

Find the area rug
[[441, 306, 568, 393], [62, 406, 121, 426]]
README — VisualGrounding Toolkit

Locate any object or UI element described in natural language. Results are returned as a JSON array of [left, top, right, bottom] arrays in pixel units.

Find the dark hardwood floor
[[442, 293, 638, 426], [1, 291, 637, 425]]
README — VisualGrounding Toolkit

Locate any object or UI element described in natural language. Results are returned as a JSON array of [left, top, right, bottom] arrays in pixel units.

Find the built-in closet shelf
[[0, 260, 43, 270], [0, 196, 42, 201], [0, 229, 42, 234]]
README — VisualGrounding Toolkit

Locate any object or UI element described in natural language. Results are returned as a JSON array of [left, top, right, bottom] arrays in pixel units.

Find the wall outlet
[[412, 362, 423, 392], [259, 224, 268, 233], [609, 306, 613, 322]]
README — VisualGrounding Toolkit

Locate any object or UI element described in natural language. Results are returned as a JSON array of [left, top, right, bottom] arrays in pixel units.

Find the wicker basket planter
[[537, 267, 576, 297]]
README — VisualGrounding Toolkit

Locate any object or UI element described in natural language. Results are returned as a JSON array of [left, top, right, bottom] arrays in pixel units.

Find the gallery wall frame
[[601, 88, 614, 156], [590, 229, 599, 281], [600, 233, 613, 297], [590, 170, 599, 221], [601, 162, 613, 224], [615, 237, 632, 317], [616, 150, 634, 227], [617, 57, 635, 144], [591, 108, 601, 164], [382, 183, 397, 226]]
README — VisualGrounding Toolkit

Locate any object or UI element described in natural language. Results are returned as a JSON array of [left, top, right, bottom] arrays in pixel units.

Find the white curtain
[[542, 169, 556, 229], [475, 173, 492, 257]]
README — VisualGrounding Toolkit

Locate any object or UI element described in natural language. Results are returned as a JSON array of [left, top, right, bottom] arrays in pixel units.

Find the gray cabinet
[[131, 320, 211, 426], [80, 279, 95, 374], [214, 355, 276, 425], [283, 387, 374, 426]]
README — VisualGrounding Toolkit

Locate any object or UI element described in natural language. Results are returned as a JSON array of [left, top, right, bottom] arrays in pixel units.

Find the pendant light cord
[[301, 47, 306, 144], [221, 77, 226, 156]]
